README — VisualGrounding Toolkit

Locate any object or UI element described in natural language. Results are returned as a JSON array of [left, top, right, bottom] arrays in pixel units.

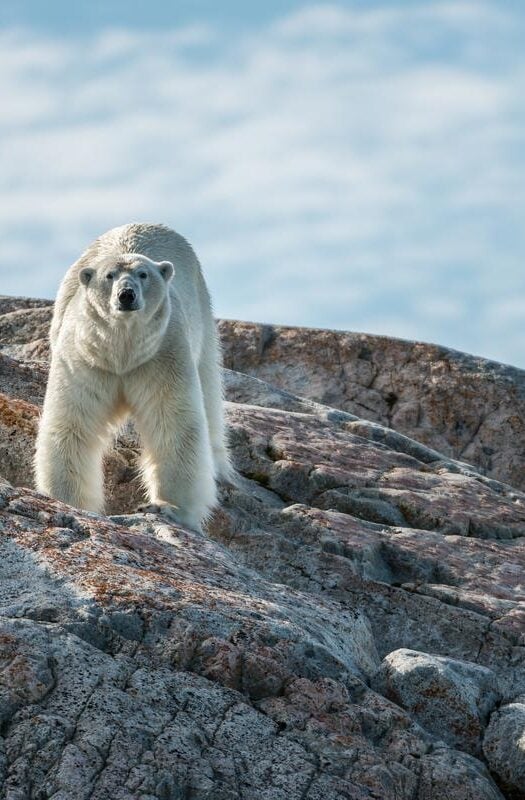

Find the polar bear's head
[[79, 254, 174, 319]]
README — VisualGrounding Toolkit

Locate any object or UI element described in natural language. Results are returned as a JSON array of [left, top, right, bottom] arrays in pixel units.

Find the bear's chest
[[74, 317, 164, 375]]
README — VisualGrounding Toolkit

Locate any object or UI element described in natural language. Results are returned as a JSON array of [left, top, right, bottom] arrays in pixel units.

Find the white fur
[[35, 223, 232, 531]]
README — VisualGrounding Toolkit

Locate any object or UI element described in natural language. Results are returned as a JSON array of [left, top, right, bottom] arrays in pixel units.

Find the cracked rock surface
[[0, 296, 524, 799]]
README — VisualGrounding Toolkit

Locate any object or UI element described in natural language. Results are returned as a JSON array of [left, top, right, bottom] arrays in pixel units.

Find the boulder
[[371, 648, 499, 755], [483, 701, 525, 799]]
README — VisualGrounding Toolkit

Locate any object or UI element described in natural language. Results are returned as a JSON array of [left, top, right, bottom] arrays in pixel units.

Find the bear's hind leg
[[198, 331, 233, 482]]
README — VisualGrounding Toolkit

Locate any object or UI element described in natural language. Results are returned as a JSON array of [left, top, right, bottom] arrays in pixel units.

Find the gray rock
[[371, 648, 500, 755], [483, 701, 525, 798], [418, 747, 505, 800]]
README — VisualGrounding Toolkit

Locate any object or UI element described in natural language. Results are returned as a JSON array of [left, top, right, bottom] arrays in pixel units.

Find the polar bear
[[34, 223, 231, 531]]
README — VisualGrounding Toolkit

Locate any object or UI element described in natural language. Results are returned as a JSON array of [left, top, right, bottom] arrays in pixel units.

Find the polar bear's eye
[[138, 271, 148, 280], [106, 272, 114, 281]]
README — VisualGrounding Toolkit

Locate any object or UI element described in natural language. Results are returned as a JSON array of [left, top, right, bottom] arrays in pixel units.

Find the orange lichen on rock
[[0, 392, 38, 434]]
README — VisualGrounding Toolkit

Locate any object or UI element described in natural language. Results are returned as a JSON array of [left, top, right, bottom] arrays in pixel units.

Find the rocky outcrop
[[0, 296, 524, 799], [219, 320, 525, 492]]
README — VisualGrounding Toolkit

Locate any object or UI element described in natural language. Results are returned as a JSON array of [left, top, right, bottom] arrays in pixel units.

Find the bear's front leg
[[130, 366, 216, 533], [34, 359, 116, 512]]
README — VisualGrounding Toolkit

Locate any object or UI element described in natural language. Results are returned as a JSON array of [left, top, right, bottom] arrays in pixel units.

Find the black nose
[[118, 288, 136, 309]]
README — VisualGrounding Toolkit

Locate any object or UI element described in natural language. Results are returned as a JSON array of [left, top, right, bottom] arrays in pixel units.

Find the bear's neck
[[75, 299, 171, 375]]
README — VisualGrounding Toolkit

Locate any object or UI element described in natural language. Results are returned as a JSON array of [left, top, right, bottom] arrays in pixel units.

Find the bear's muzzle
[[117, 287, 138, 311]]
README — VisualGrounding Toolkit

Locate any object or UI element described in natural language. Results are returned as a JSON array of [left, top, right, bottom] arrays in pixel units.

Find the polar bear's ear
[[79, 267, 95, 286], [158, 261, 174, 282]]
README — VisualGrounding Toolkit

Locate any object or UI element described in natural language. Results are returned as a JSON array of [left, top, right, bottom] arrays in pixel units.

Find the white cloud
[[0, 2, 524, 367]]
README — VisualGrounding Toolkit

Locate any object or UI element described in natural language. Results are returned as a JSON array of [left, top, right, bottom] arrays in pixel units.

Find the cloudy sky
[[1, 1, 524, 367]]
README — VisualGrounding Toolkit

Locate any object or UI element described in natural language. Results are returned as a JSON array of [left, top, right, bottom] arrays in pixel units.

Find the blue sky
[[1, 1, 524, 367]]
